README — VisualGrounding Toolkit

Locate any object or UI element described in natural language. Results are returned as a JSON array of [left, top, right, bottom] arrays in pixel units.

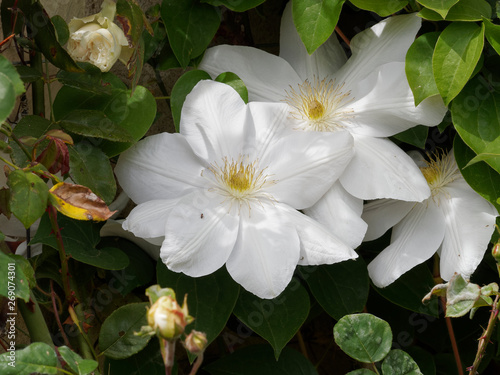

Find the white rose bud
[[147, 295, 194, 341], [67, 0, 131, 72]]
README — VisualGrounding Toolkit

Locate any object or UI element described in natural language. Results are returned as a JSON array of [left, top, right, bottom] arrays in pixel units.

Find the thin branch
[[50, 280, 72, 349]]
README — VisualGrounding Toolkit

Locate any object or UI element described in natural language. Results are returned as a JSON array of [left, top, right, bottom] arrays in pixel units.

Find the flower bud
[[147, 295, 193, 340], [492, 242, 500, 263], [67, 0, 130, 72], [183, 330, 207, 354]]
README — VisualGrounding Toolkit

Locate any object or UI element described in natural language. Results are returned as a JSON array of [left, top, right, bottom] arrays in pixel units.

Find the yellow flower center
[[284, 77, 354, 132], [420, 151, 461, 199], [207, 156, 276, 213]]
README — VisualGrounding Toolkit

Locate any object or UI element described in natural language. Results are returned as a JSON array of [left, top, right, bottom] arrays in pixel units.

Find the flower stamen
[[284, 77, 354, 132], [420, 150, 461, 201]]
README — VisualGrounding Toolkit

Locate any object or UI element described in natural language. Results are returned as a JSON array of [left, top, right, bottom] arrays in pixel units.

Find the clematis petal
[[122, 199, 180, 239], [264, 130, 354, 209], [160, 190, 239, 277], [115, 133, 205, 204], [304, 182, 367, 249], [335, 13, 421, 85], [199, 45, 302, 102], [279, 1, 346, 81], [362, 198, 416, 241], [340, 134, 430, 201], [226, 201, 300, 299], [349, 63, 447, 137], [438, 179, 498, 281], [281, 204, 358, 265], [368, 201, 446, 288], [180, 80, 253, 162]]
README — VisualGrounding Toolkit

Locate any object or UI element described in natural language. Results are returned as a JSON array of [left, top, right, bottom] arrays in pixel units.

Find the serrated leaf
[[171, 70, 212, 132], [300, 259, 369, 320], [161, 0, 220, 67], [58, 346, 98, 375], [445, 274, 481, 317], [204, 345, 318, 375], [0, 342, 58, 374], [157, 262, 239, 356], [381, 349, 423, 375], [0, 55, 25, 96], [201, 0, 266, 12], [69, 142, 116, 204], [0, 252, 32, 302], [418, 0, 491, 21], [349, 0, 408, 16], [57, 63, 113, 95], [233, 278, 310, 359], [51, 15, 69, 45], [405, 32, 440, 106], [292, 0, 345, 55], [7, 170, 48, 228], [417, 0, 458, 18], [99, 302, 151, 359], [433, 22, 484, 105], [215, 72, 249, 103], [334, 313, 392, 363], [454, 136, 500, 212], [59, 109, 134, 142], [32, 213, 129, 270], [0, 73, 15, 124], [10, 115, 54, 167], [347, 370, 377, 375], [15, 66, 43, 83]]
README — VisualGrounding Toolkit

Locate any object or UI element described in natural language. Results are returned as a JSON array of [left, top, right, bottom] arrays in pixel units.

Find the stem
[[70, 304, 98, 361], [0, 155, 18, 169], [441, 297, 464, 375], [30, 51, 45, 117], [44, 59, 55, 122], [335, 25, 350, 47], [296, 330, 309, 360], [468, 295, 500, 375], [10, 133, 32, 161], [47, 205, 74, 304], [50, 280, 72, 349], [154, 69, 171, 111], [189, 353, 204, 375], [155, 96, 171, 100], [18, 292, 54, 348], [160, 338, 176, 375]]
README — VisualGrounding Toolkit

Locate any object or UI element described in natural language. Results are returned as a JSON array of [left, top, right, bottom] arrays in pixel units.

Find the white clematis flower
[[199, 3, 448, 204], [363, 150, 498, 288], [115, 80, 357, 299]]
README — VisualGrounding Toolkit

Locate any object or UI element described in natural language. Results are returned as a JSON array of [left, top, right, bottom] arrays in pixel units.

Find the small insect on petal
[[49, 182, 116, 221]]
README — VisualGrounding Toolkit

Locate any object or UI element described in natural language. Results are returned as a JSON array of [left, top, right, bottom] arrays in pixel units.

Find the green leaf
[[417, 0, 458, 18], [201, 0, 266, 11], [334, 313, 392, 363], [349, 0, 408, 16], [300, 259, 369, 320], [374, 263, 439, 317], [51, 15, 69, 45], [0, 252, 33, 302], [143, 20, 168, 62], [171, 70, 212, 132], [444, 274, 481, 317], [204, 345, 318, 375], [116, 0, 144, 45], [215, 72, 249, 103], [484, 18, 500, 57], [59, 109, 134, 142], [53, 85, 156, 157], [58, 346, 98, 375], [292, 0, 345, 55], [347, 370, 377, 375], [433, 22, 484, 105], [0, 55, 25, 96], [0, 73, 16, 124], [392, 126, 430, 149], [15, 66, 43, 84], [0, 342, 58, 374], [99, 302, 152, 359], [405, 347, 436, 375], [452, 77, 500, 176], [10, 115, 54, 167], [32, 213, 129, 270], [418, 0, 492, 21], [104, 339, 165, 375], [381, 349, 423, 375], [56, 63, 114, 95], [18, 1, 82, 72], [161, 0, 220, 67], [405, 32, 440, 106], [99, 237, 155, 295], [157, 262, 239, 353], [69, 141, 116, 204], [233, 278, 310, 359], [454, 136, 500, 212], [7, 170, 48, 228]]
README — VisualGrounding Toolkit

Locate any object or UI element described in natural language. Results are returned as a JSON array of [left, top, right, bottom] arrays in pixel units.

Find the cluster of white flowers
[[116, 3, 498, 298]]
